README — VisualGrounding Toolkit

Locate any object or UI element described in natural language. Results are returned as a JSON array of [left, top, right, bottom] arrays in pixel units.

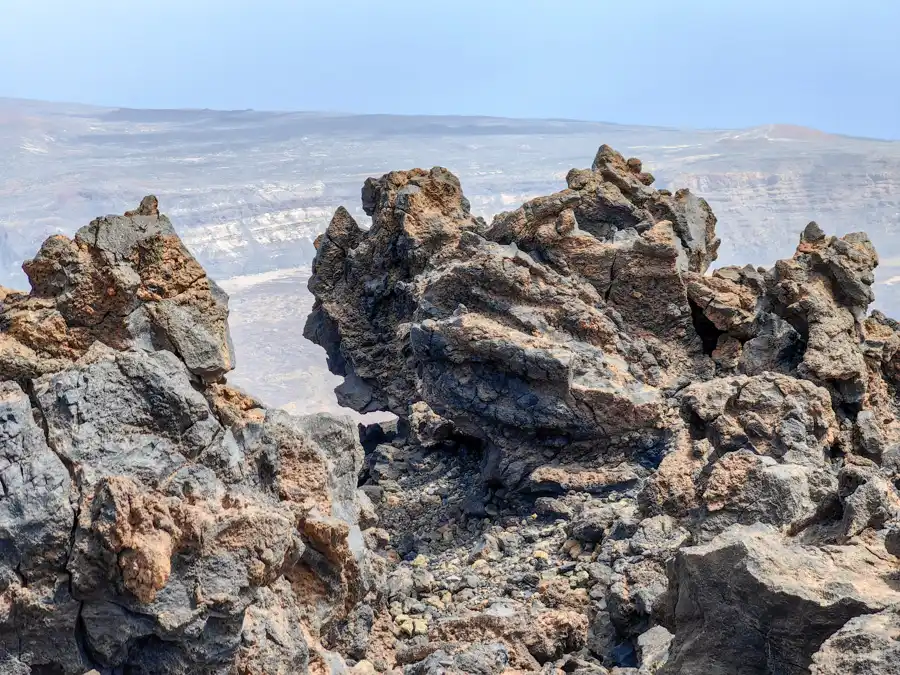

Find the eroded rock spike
[[6, 143, 900, 674], [124, 194, 160, 217], [0, 199, 376, 674], [3, 197, 235, 382]]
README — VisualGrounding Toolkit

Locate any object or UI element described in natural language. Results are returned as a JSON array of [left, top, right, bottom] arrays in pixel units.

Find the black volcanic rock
[[307, 145, 900, 673], [0, 200, 377, 674], [6, 144, 900, 674]]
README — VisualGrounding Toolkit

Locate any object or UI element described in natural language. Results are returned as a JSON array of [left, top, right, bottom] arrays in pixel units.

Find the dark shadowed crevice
[[779, 333, 807, 372], [635, 437, 668, 470], [826, 440, 846, 465], [483, 477, 504, 493], [837, 399, 862, 424], [72, 603, 102, 674], [775, 306, 810, 348], [688, 299, 724, 356], [686, 409, 709, 441], [30, 665, 67, 675]]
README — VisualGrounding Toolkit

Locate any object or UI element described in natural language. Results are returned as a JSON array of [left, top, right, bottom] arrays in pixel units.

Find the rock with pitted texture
[[307, 145, 900, 672], [402, 642, 510, 675], [810, 606, 900, 675], [0, 201, 375, 674], [305, 147, 721, 491], [9, 146, 900, 673], [0, 381, 81, 672], [0, 197, 234, 382], [663, 524, 900, 675], [427, 604, 589, 670], [306, 146, 900, 497]]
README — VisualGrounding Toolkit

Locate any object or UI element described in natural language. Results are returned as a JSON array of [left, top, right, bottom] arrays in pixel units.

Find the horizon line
[[1, 94, 897, 144]]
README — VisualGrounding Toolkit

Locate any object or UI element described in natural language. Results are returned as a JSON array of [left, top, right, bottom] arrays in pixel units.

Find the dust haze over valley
[[2, 96, 900, 417]]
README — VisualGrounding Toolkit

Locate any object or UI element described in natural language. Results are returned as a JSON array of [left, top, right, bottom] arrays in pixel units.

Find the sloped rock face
[[308, 146, 900, 673], [664, 524, 900, 674], [0, 200, 376, 674], [810, 606, 900, 674], [8, 146, 900, 674], [307, 144, 900, 493], [305, 147, 722, 491], [1, 196, 234, 382]]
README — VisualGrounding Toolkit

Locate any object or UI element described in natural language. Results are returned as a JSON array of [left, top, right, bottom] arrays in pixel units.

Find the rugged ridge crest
[[5, 143, 900, 674], [306, 145, 900, 673]]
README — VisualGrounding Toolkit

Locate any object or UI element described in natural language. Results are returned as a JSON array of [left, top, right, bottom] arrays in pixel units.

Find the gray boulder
[[636, 626, 673, 672], [663, 524, 900, 674], [405, 643, 510, 675], [810, 607, 900, 674]]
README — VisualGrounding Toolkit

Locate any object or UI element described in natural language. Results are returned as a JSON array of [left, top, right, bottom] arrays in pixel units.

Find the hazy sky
[[1, 0, 898, 139]]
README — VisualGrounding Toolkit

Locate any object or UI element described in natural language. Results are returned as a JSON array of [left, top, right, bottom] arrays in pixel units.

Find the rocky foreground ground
[[2, 148, 900, 673]]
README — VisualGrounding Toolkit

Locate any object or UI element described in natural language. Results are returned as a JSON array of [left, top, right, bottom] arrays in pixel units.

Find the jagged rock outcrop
[[307, 145, 900, 673], [0, 200, 377, 674], [306, 144, 900, 491], [305, 147, 723, 492], [1, 198, 234, 382], [8, 144, 900, 674]]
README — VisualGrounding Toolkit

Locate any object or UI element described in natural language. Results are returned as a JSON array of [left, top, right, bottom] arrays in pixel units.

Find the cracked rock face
[[305, 148, 721, 492], [307, 146, 900, 673], [306, 145, 896, 495], [0, 200, 376, 674], [810, 606, 900, 674], [1, 203, 234, 382], [664, 524, 900, 674]]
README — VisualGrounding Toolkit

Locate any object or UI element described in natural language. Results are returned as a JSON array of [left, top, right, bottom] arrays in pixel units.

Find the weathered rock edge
[[0, 199, 379, 674], [306, 145, 900, 673]]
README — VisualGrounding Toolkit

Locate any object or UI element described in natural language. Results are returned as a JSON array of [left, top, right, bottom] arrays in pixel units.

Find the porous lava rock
[[8, 141, 900, 674], [0, 200, 377, 674], [307, 145, 900, 673]]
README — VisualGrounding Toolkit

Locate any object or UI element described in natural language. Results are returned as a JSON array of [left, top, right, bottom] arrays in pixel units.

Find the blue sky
[[1, 0, 898, 138]]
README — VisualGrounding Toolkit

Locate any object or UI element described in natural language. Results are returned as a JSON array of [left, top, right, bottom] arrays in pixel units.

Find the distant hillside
[[2, 98, 898, 286]]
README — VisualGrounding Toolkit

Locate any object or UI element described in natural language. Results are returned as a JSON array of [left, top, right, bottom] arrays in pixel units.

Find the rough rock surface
[[1, 199, 235, 382], [0, 200, 377, 674], [306, 145, 900, 673], [810, 606, 900, 674], [664, 524, 900, 674], [8, 143, 900, 674]]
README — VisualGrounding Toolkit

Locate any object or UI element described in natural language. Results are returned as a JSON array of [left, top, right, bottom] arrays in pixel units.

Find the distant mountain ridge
[[3, 95, 889, 137], [2, 97, 898, 292]]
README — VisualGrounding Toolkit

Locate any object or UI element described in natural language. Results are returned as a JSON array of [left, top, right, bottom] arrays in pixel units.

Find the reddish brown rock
[[1, 196, 235, 382], [0, 202, 374, 675]]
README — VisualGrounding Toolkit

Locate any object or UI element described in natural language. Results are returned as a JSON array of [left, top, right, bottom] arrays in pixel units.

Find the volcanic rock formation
[[0, 202, 379, 674], [5, 143, 900, 674], [306, 145, 900, 673]]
